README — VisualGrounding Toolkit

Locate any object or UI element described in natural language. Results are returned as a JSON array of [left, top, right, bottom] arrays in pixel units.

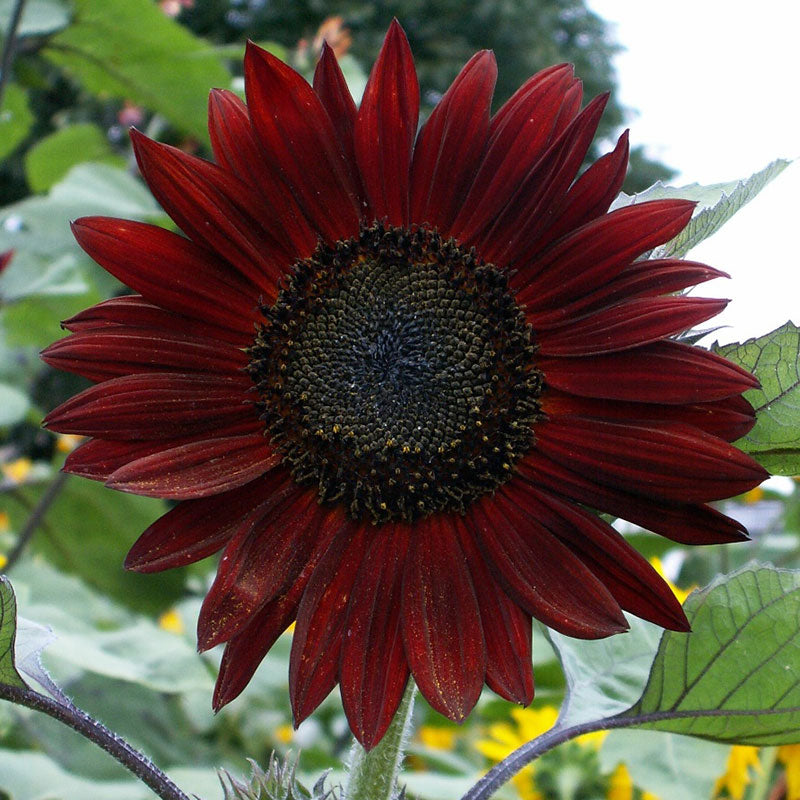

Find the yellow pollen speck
[[332, 424, 341, 434], [157, 609, 185, 635], [1, 458, 32, 484]]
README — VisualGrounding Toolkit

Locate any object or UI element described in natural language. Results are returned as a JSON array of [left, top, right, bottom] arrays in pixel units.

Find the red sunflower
[[42, 22, 766, 748]]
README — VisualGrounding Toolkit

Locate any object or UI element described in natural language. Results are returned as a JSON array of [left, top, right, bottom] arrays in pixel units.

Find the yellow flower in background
[[1, 457, 32, 484], [649, 557, 693, 605], [55, 434, 84, 454], [0, 554, 7, 570], [274, 724, 293, 745], [157, 608, 185, 635], [778, 744, 800, 800], [0, 510, 9, 531], [742, 486, 765, 504], [713, 745, 761, 799], [419, 725, 457, 751], [606, 763, 660, 800]]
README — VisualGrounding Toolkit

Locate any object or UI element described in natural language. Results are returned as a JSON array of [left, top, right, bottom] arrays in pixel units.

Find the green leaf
[[599, 730, 729, 800], [4, 477, 184, 615], [0, 577, 27, 689], [714, 321, 800, 474], [620, 563, 800, 745], [548, 616, 664, 729], [44, 0, 231, 140], [0, 83, 34, 160], [0, 0, 70, 36], [0, 381, 30, 426], [613, 159, 791, 258], [25, 124, 125, 193]]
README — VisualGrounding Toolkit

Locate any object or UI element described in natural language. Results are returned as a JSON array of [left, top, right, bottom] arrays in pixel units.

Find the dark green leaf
[[0, 577, 28, 688], [714, 322, 800, 475], [44, 0, 231, 140], [621, 563, 800, 745], [25, 124, 125, 193], [5, 478, 185, 615], [0, 84, 34, 161]]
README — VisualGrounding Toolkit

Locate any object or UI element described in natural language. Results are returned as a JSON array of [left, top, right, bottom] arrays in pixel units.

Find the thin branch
[[4, 471, 69, 572], [0, 682, 192, 800], [0, 0, 28, 108]]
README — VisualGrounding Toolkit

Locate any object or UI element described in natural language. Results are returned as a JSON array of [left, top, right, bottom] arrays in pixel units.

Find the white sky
[[587, 0, 800, 345]]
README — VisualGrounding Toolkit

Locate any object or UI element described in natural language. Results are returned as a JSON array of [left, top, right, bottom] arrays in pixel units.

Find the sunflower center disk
[[249, 224, 543, 523]]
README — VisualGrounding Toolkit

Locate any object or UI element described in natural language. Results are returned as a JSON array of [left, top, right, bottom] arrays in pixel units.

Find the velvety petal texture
[[43, 22, 766, 751]]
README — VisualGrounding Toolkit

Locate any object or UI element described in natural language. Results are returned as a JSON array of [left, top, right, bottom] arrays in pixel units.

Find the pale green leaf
[[0, 577, 27, 689], [0, 0, 69, 36], [620, 564, 800, 745], [613, 159, 791, 258], [0, 381, 30, 426], [0, 83, 34, 160], [25, 123, 125, 193], [44, 0, 231, 140], [714, 321, 800, 475], [599, 730, 728, 800]]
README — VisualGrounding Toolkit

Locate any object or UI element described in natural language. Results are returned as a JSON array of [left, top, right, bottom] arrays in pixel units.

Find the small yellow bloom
[[419, 725, 457, 750], [607, 763, 633, 800], [742, 486, 765, 504], [0, 554, 7, 570], [1, 458, 32, 484], [713, 745, 761, 799], [778, 744, 800, 800], [0, 510, 10, 531], [55, 434, 84, 454], [274, 724, 293, 744], [157, 609, 185, 635], [650, 557, 692, 605]]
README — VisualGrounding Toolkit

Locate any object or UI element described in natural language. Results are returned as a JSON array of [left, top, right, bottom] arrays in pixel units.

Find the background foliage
[[0, 2, 797, 800]]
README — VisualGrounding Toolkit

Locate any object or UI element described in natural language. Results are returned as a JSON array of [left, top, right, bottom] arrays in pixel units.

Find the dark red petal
[[455, 517, 533, 705], [290, 521, 367, 725], [63, 419, 261, 481], [43, 373, 253, 439], [536, 296, 729, 356], [208, 89, 318, 258], [479, 93, 609, 265], [503, 482, 689, 631], [198, 485, 326, 650], [402, 515, 486, 722], [124, 472, 288, 572], [517, 449, 749, 545], [106, 433, 279, 499], [355, 20, 419, 226], [244, 42, 360, 241], [470, 493, 628, 638], [409, 50, 497, 232], [530, 260, 728, 329], [537, 129, 630, 248], [42, 328, 247, 383], [213, 511, 350, 710], [539, 339, 759, 404], [541, 390, 756, 443], [131, 129, 291, 300], [340, 524, 410, 749], [515, 199, 696, 306], [451, 64, 576, 242], [71, 217, 259, 335], [535, 416, 767, 503], [313, 43, 359, 176], [62, 295, 249, 346]]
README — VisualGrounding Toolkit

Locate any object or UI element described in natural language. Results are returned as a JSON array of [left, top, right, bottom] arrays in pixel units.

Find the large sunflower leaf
[[0, 577, 27, 689], [43, 0, 230, 141], [618, 563, 800, 745], [713, 321, 800, 475], [612, 159, 790, 258]]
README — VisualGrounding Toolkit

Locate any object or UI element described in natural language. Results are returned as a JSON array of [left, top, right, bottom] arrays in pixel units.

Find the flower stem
[[749, 746, 778, 800], [0, 0, 28, 108], [343, 681, 417, 800], [0, 683, 191, 800]]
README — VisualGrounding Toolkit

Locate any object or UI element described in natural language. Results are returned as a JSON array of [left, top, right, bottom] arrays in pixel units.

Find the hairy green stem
[[343, 681, 417, 800], [0, 683, 191, 800], [0, 0, 28, 108]]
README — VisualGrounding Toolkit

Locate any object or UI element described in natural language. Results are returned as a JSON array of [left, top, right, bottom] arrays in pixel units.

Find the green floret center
[[248, 223, 542, 524]]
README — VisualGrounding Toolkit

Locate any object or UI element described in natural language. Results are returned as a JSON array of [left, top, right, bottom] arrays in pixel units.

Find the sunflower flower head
[[42, 21, 767, 748]]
